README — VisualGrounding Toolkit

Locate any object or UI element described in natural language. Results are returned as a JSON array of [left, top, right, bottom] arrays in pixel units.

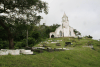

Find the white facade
[[50, 13, 76, 38]]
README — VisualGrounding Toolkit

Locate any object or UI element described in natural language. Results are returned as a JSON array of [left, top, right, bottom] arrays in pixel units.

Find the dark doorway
[[51, 34, 54, 38]]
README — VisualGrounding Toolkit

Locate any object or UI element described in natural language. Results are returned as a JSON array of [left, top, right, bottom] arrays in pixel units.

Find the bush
[[14, 39, 26, 49], [88, 35, 93, 39], [0, 39, 9, 49], [28, 37, 36, 47]]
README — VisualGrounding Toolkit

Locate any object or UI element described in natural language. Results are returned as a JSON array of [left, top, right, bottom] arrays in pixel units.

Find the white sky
[[40, 0, 100, 40]]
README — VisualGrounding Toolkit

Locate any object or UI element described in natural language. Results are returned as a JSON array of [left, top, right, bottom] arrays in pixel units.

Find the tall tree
[[0, 0, 48, 49]]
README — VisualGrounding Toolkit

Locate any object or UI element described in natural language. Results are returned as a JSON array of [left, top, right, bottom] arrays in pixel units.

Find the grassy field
[[0, 37, 100, 67]]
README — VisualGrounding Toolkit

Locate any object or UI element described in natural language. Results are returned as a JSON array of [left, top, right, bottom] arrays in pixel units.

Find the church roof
[[62, 12, 68, 18]]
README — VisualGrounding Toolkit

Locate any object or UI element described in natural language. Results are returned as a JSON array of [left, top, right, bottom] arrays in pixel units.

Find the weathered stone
[[48, 40, 52, 41], [37, 47, 45, 49], [0, 50, 8, 55], [56, 48, 62, 49], [21, 50, 33, 55], [32, 47, 38, 50], [65, 42, 72, 47], [56, 43, 61, 46], [51, 42, 58, 43], [8, 50, 20, 55]]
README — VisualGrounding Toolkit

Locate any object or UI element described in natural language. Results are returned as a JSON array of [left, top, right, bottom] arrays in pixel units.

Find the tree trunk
[[0, 18, 14, 49], [8, 37, 14, 49]]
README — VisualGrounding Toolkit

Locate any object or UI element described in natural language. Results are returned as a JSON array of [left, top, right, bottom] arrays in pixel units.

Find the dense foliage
[[0, 23, 60, 49], [0, 0, 48, 49]]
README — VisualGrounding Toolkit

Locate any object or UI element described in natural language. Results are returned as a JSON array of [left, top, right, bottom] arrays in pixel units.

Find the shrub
[[14, 39, 26, 49], [14, 42, 24, 49], [0, 39, 9, 49], [28, 37, 36, 47]]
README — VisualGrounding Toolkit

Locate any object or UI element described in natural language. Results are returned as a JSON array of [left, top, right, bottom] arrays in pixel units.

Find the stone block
[[22, 52, 33, 54], [20, 50, 33, 55], [32, 47, 38, 50], [56, 43, 61, 46], [8, 50, 20, 55], [51, 42, 58, 43], [16, 49, 25, 53], [56, 48, 63, 49], [37, 47, 45, 49], [62, 48, 66, 50], [48, 40, 52, 41], [0, 50, 8, 55]]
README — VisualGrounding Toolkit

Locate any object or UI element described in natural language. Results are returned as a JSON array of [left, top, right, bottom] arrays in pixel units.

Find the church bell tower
[[62, 12, 68, 22], [62, 12, 69, 28], [62, 12, 69, 37]]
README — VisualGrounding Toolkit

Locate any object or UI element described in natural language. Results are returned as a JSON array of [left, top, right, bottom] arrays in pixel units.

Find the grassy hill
[[0, 37, 100, 67]]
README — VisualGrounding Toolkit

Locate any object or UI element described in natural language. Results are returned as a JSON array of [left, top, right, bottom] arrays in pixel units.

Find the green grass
[[35, 37, 100, 49], [0, 48, 100, 67], [0, 37, 100, 67]]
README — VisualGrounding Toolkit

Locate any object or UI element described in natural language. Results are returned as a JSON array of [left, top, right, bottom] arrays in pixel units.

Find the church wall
[[69, 27, 76, 37], [55, 26, 63, 37], [63, 27, 69, 37]]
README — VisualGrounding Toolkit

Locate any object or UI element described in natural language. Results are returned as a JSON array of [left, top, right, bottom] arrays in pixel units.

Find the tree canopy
[[0, 0, 48, 49]]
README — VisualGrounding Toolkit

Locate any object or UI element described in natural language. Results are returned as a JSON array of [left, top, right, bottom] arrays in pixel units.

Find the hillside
[[0, 37, 100, 67]]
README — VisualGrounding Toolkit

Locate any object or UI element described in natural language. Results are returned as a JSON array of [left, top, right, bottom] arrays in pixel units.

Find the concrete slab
[[8, 50, 20, 55], [0, 50, 8, 55], [37, 47, 45, 49], [32, 47, 38, 50], [51, 42, 58, 43], [22, 52, 33, 55], [20, 50, 33, 55], [56, 48, 63, 49]]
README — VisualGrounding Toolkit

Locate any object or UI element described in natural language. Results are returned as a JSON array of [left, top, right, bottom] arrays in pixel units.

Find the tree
[[0, 0, 48, 49], [74, 29, 81, 36]]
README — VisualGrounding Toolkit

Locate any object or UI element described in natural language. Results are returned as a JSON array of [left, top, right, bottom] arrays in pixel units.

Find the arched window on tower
[[59, 31, 62, 37]]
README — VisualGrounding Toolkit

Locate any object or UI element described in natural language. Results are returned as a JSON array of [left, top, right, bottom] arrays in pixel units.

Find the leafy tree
[[84, 35, 93, 39], [74, 29, 81, 36], [0, 0, 48, 49], [88, 35, 93, 39]]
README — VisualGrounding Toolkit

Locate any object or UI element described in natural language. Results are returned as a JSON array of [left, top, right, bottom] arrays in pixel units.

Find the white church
[[50, 13, 76, 38]]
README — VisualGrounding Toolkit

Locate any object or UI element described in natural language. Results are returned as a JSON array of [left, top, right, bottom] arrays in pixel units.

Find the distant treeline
[[0, 24, 60, 49]]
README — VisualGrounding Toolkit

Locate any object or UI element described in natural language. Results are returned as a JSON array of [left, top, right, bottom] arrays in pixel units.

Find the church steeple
[[62, 12, 68, 22], [63, 12, 67, 17]]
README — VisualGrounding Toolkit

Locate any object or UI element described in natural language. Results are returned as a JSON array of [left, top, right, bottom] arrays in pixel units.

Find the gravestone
[[32, 47, 38, 50], [65, 42, 71, 47], [8, 50, 20, 55], [72, 40, 76, 42], [20, 50, 33, 54], [56, 43, 61, 46], [51, 42, 58, 43], [0, 50, 8, 55], [47, 48, 53, 52]]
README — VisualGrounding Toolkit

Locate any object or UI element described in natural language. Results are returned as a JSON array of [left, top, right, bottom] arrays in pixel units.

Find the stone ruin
[[0, 49, 33, 55]]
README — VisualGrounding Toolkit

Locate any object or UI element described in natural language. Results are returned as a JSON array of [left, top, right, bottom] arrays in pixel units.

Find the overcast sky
[[40, 0, 100, 40]]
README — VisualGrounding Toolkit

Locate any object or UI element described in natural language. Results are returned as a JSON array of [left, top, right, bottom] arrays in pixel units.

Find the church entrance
[[51, 34, 54, 38], [59, 31, 62, 37]]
